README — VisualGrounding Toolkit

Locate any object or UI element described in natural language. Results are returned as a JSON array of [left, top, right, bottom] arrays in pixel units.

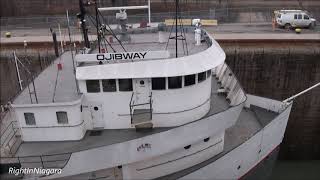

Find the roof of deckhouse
[[76, 32, 225, 80]]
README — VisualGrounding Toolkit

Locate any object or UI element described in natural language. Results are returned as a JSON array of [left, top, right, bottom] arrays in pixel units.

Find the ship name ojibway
[[97, 52, 147, 61]]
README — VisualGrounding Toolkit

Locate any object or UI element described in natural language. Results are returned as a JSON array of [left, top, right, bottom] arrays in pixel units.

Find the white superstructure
[[1, 27, 293, 180]]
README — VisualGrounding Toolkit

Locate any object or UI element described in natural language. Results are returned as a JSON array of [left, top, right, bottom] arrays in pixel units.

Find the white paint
[[13, 51, 23, 91], [123, 132, 225, 179], [13, 97, 85, 141], [158, 31, 166, 43], [76, 38, 225, 80], [133, 78, 151, 106], [180, 96, 292, 180], [89, 102, 104, 129], [195, 28, 201, 46], [46, 103, 243, 179], [99, 5, 149, 11], [245, 94, 285, 113], [78, 76, 212, 129]]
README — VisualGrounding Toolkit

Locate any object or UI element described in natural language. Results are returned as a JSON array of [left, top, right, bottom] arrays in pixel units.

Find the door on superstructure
[[90, 103, 104, 129], [133, 78, 151, 106]]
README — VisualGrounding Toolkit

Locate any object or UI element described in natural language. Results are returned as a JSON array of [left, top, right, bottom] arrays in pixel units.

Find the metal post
[[148, 0, 151, 25], [67, 10, 79, 93], [175, 0, 178, 58], [283, 82, 320, 103], [58, 23, 64, 53], [79, 0, 90, 48], [95, 0, 101, 53], [13, 52, 23, 91]]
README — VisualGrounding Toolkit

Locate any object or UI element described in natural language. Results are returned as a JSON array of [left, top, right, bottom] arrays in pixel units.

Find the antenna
[[78, 0, 90, 48], [165, 0, 188, 58]]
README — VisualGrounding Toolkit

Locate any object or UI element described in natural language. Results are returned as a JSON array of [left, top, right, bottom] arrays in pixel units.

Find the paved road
[[1, 23, 319, 44]]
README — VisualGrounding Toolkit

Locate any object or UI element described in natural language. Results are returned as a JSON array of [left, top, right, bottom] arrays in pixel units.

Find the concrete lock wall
[[223, 43, 320, 160], [1, 0, 320, 17]]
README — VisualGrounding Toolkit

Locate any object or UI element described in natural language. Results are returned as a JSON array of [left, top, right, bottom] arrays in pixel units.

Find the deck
[[13, 51, 80, 104], [14, 77, 229, 156]]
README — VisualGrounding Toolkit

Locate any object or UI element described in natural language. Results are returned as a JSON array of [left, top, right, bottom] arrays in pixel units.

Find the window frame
[[198, 72, 207, 83], [184, 74, 196, 87], [86, 80, 101, 93], [168, 76, 182, 89], [152, 77, 166, 90], [24, 112, 36, 125], [206, 69, 212, 78], [102, 79, 117, 92], [118, 79, 133, 91], [56, 111, 69, 124]]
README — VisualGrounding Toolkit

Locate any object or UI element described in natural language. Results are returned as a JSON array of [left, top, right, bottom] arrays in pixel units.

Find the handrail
[[129, 91, 154, 125], [1, 152, 72, 170], [129, 92, 134, 124], [150, 92, 153, 120], [0, 120, 18, 146]]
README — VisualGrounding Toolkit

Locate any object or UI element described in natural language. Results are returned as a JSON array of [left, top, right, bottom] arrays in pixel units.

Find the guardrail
[[0, 152, 72, 169], [129, 92, 153, 125]]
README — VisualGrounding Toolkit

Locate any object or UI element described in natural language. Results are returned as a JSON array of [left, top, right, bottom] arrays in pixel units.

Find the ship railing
[[0, 120, 20, 155], [0, 107, 22, 156], [129, 92, 153, 125], [0, 152, 72, 170]]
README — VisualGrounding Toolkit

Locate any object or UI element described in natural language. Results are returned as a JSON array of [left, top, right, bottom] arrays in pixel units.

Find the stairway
[[132, 109, 153, 129]]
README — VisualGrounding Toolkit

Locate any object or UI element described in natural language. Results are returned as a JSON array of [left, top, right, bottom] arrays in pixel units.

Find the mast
[[175, 0, 178, 58], [95, 0, 101, 53], [78, 0, 90, 48]]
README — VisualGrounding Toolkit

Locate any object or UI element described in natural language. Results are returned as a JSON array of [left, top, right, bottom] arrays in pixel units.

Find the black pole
[[51, 31, 59, 57], [95, 0, 101, 53], [175, 0, 178, 58], [79, 0, 90, 48]]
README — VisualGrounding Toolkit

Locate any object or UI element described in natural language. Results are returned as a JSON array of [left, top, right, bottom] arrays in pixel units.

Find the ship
[[0, 1, 300, 180]]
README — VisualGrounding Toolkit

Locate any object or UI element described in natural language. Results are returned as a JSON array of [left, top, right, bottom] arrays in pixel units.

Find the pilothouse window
[[56, 111, 68, 124], [119, 79, 133, 91], [198, 72, 207, 83], [86, 80, 100, 93], [102, 79, 116, 92], [152, 78, 166, 90], [207, 70, 212, 78], [168, 76, 182, 89], [184, 74, 196, 86], [24, 113, 36, 125]]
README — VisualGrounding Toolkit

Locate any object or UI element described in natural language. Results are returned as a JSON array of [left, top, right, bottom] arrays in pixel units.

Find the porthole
[[204, 137, 210, 142], [140, 80, 145, 85], [94, 106, 99, 111], [184, 145, 191, 150]]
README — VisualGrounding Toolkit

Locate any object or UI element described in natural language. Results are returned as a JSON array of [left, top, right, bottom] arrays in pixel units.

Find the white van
[[274, 10, 316, 29]]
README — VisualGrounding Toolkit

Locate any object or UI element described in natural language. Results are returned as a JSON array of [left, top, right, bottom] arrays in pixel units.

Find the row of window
[[86, 79, 132, 92], [294, 14, 309, 20], [24, 111, 68, 125], [86, 70, 211, 93]]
